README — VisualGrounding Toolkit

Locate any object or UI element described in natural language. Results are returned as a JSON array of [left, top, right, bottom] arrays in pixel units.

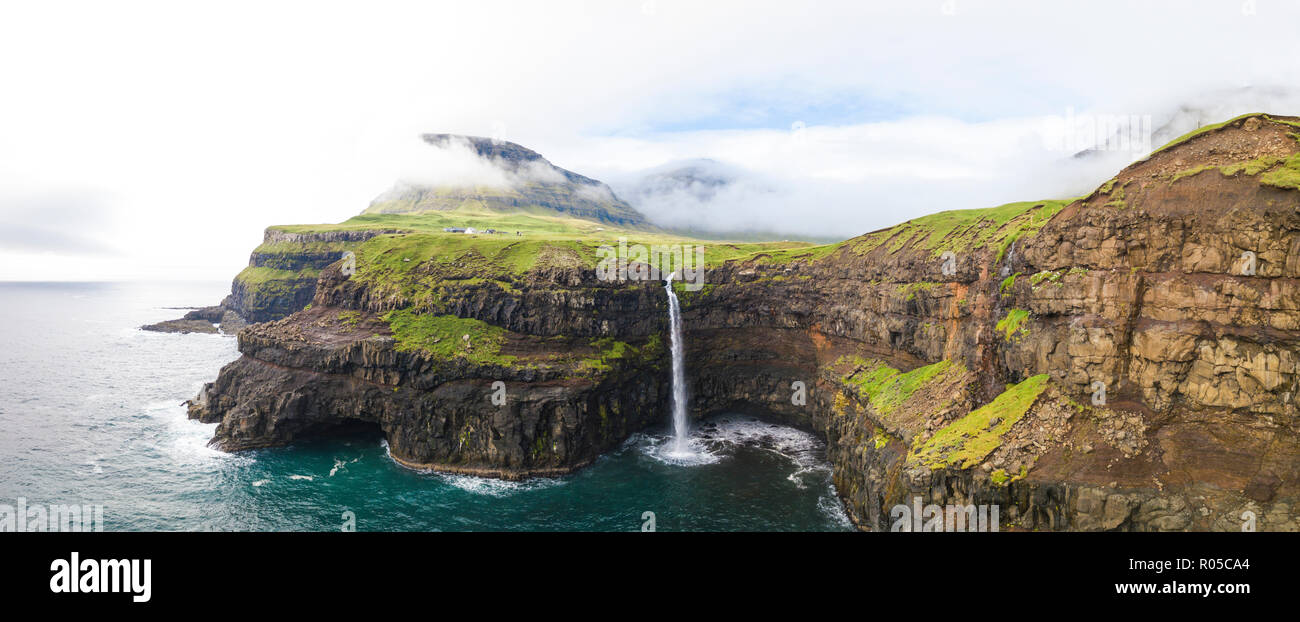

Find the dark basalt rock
[[141, 319, 219, 334]]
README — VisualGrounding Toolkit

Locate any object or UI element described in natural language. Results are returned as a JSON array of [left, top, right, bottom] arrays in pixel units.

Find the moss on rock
[[909, 373, 1049, 469]]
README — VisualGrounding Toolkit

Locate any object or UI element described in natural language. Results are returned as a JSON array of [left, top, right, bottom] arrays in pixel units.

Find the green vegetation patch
[[844, 358, 963, 416], [1261, 153, 1300, 191], [1102, 181, 1128, 209], [1165, 152, 1300, 191], [996, 308, 1030, 341], [1168, 165, 1215, 184], [382, 308, 516, 366], [235, 265, 319, 286], [252, 240, 356, 255], [1220, 156, 1283, 177], [842, 199, 1072, 261], [1264, 115, 1300, 130], [909, 373, 1049, 469], [576, 334, 664, 375], [990, 465, 1029, 486], [579, 337, 631, 372], [896, 281, 937, 301], [999, 273, 1018, 296], [1028, 270, 1062, 287], [272, 211, 818, 270], [1168, 154, 1284, 183], [749, 242, 841, 265], [337, 310, 362, 330]]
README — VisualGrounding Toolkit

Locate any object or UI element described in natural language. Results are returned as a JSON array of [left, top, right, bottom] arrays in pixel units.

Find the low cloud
[[383, 135, 585, 194], [603, 86, 1300, 240], [389, 138, 516, 188]]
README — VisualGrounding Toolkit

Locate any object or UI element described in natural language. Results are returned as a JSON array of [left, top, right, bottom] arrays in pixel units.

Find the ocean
[[0, 281, 851, 531]]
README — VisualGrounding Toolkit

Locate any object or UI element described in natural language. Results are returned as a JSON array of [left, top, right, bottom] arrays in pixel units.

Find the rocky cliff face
[[222, 228, 400, 323], [192, 260, 672, 477], [143, 228, 394, 333], [189, 113, 1300, 530]]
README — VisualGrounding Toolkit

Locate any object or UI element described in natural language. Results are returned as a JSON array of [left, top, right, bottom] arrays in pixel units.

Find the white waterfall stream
[[664, 273, 689, 454]]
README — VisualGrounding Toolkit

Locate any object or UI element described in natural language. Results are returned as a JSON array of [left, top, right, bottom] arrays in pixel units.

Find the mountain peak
[[420, 134, 545, 164], [366, 134, 651, 228]]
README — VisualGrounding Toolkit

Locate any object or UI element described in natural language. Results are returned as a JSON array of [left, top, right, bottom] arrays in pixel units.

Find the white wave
[[436, 473, 564, 497], [641, 415, 829, 475], [641, 433, 722, 466], [381, 439, 563, 496], [329, 456, 360, 477], [251, 479, 270, 487], [818, 488, 854, 528], [143, 399, 183, 412], [704, 417, 823, 461], [288, 474, 314, 481], [140, 398, 249, 468]]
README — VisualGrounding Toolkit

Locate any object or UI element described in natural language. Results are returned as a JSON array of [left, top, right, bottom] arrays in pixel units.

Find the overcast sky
[[2, 0, 1299, 280]]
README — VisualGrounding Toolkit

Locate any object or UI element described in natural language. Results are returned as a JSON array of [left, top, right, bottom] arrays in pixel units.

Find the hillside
[[365, 134, 650, 228]]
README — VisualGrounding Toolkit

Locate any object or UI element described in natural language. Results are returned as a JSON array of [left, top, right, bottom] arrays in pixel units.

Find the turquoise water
[[0, 281, 851, 531]]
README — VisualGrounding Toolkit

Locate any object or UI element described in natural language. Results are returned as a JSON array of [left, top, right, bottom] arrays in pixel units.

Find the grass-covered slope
[[312, 210, 818, 285], [909, 373, 1050, 469], [365, 181, 651, 228], [842, 199, 1074, 262], [1145, 112, 1300, 158], [1076, 113, 1300, 218]]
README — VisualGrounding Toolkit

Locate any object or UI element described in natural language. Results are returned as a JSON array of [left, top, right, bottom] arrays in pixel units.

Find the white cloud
[[0, 0, 1297, 279], [386, 138, 515, 189]]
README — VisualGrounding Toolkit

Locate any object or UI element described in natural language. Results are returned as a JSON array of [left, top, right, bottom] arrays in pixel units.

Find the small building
[[465, 227, 478, 234], [443, 227, 466, 233]]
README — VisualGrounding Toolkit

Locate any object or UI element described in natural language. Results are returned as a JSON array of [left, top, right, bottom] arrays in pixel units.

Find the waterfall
[[1000, 240, 1017, 277], [664, 273, 689, 454]]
